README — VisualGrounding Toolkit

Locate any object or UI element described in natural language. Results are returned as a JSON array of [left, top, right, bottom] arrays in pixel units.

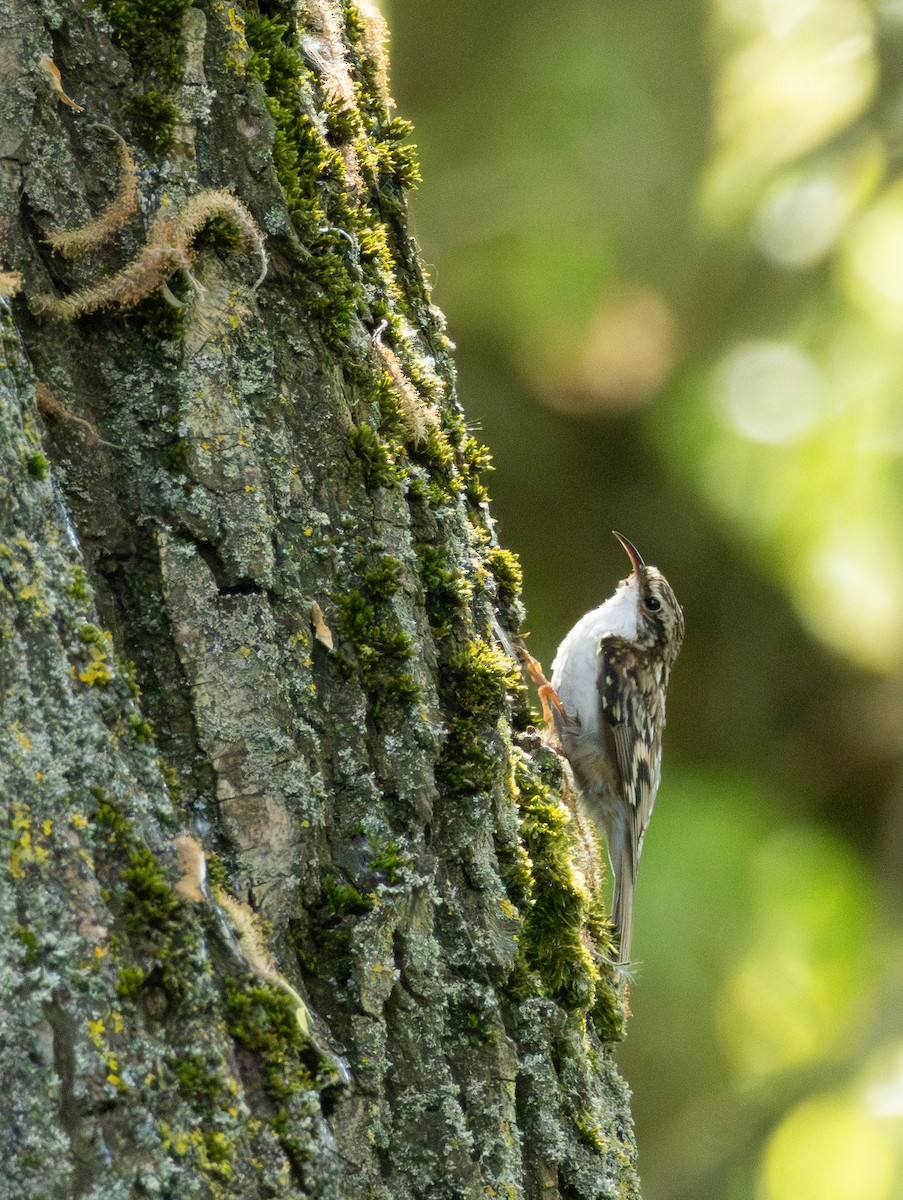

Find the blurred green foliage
[[388, 0, 903, 1197]]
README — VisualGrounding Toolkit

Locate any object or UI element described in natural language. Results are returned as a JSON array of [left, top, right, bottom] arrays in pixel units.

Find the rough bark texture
[[0, 1, 641, 1196]]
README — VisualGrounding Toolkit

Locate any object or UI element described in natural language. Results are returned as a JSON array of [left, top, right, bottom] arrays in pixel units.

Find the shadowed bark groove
[[0, 0, 641, 1196]]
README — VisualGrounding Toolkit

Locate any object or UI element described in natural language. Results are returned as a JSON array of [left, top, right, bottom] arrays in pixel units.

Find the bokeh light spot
[[714, 341, 826, 443], [703, 0, 875, 226], [763, 1096, 896, 1200], [843, 179, 903, 327], [800, 526, 903, 671]]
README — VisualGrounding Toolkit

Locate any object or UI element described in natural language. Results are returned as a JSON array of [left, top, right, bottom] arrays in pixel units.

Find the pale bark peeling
[[0, 0, 642, 1196]]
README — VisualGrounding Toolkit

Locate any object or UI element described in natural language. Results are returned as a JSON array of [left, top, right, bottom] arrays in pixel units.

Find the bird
[[519, 532, 684, 966]]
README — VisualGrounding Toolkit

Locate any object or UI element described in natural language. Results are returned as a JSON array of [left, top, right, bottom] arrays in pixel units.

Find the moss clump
[[512, 752, 604, 1014], [244, 0, 361, 346], [120, 845, 183, 935], [361, 554, 403, 599], [375, 117, 422, 190], [13, 925, 41, 968], [159, 438, 190, 474], [122, 90, 181, 155], [335, 581, 420, 721], [416, 544, 470, 634], [193, 212, 253, 257], [100, 0, 191, 85], [449, 639, 520, 717], [436, 640, 521, 796], [93, 0, 191, 154], [321, 874, 373, 920], [486, 547, 523, 611], [460, 436, 493, 505], [226, 982, 313, 1100], [93, 797, 190, 993], [349, 421, 403, 490], [573, 1107, 606, 1151], [130, 285, 189, 340], [66, 566, 89, 601], [25, 451, 48, 480], [368, 838, 409, 885], [174, 1052, 224, 1102], [115, 964, 147, 997]]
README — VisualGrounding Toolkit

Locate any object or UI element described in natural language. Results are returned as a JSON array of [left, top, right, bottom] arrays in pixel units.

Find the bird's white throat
[[550, 576, 639, 727], [596, 577, 639, 640]]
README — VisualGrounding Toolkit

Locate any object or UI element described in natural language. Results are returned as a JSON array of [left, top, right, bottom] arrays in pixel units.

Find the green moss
[[436, 639, 521, 796], [244, 0, 361, 346], [203, 1130, 234, 1175], [90, 0, 191, 155], [375, 117, 422, 190], [66, 566, 89, 601], [157, 758, 184, 800], [174, 1052, 223, 1102], [349, 421, 403, 489], [159, 438, 190, 474], [25, 451, 48, 480], [128, 711, 155, 743], [123, 90, 181, 154], [361, 554, 403, 599], [460, 437, 493, 505], [205, 851, 229, 891], [78, 623, 105, 645], [115, 964, 147, 997], [99, 0, 191, 86], [321, 874, 373, 919], [131, 284, 189, 339], [450, 639, 520, 715], [120, 845, 183, 934], [414, 425, 457, 478], [13, 925, 41, 969], [368, 838, 408, 885], [486, 547, 523, 611], [416, 544, 470, 633], [335, 589, 420, 720], [512, 752, 602, 1013], [94, 797, 134, 845], [574, 1108, 606, 1151], [193, 212, 252, 257], [226, 982, 314, 1102]]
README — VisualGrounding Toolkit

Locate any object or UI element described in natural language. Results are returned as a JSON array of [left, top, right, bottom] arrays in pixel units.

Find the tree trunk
[[0, 1, 640, 1196]]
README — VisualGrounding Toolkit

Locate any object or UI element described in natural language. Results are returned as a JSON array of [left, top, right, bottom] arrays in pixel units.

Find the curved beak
[[612, 531, 645, 574]]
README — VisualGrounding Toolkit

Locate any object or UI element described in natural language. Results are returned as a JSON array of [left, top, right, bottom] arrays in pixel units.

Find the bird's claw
[[517, 648, 566, 726]]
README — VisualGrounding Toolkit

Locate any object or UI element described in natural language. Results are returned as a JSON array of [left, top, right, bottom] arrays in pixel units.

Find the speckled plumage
[[546, 535, 684, 966]]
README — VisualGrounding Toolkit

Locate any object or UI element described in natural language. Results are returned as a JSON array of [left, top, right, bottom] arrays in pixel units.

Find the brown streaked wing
[[596, 635, 661, 881]]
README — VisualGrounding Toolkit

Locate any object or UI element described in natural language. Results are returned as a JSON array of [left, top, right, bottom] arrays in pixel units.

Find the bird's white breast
[[550, 579, 638, 741]]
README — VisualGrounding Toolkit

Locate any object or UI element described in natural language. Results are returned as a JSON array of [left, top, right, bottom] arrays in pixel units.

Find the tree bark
[[0, 1, 640, 1196]]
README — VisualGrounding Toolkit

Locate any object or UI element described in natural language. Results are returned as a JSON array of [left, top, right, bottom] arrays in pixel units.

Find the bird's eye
[[645, 596, 661, 612]]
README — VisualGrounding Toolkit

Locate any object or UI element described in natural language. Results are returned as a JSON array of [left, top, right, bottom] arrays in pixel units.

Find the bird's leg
[[517, 648, 567, 727]]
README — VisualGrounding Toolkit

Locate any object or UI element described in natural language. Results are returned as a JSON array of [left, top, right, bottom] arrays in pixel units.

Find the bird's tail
[[612, 850, 636, 967]]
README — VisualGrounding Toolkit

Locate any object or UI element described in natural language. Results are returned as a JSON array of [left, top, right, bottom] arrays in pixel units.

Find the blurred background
[[386, 0, 903, 1197]]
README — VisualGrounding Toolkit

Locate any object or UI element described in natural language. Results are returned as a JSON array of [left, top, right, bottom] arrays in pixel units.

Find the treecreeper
[[521, 532, 684, 967]]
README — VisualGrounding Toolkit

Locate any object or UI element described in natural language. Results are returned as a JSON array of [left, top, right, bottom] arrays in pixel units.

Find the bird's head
[[613, 531, 685, 664]]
